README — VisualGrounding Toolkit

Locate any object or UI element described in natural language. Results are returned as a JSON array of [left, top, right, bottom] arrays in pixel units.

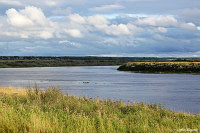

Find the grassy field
[[0, 87, 199, 132], [118, 62, 200, 73]]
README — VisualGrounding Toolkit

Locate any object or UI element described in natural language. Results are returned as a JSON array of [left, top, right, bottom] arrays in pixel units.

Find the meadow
[[0, 87, 199, 132], [118, 62, 200, 73]]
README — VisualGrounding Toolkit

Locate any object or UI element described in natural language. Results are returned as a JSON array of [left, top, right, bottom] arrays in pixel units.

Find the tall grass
[[0, 87, 199, 132]]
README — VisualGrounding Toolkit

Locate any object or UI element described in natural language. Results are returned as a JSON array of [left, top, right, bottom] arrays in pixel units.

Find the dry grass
[[0, 87, 26, 96]]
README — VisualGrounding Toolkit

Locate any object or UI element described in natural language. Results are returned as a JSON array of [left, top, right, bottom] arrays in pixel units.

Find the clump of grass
[[118, 62, 200, 73], [0, 87, 199, 132]]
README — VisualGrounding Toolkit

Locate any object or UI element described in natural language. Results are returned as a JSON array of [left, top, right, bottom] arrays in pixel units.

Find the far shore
[[118, 62, 200, 74]]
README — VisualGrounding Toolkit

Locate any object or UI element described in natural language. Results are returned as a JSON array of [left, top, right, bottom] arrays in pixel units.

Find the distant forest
[[0, 56, 199, 68]]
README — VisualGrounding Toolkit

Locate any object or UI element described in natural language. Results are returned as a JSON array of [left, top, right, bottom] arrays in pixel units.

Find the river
[[0, 66, 199, 114]]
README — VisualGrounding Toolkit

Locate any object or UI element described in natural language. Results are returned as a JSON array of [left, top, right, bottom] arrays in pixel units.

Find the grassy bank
[[0, 87, 199, 132], [118, 62, 200, 73]]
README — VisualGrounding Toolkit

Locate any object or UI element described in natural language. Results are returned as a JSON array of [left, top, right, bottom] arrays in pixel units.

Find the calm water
[[0, 66, 199, 114]]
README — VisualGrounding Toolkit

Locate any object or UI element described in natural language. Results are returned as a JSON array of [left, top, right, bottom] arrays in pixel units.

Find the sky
[[0, 0, 200, 57]]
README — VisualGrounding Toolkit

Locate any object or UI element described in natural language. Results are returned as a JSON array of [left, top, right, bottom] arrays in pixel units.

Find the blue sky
[[0, 0, 200, 57]]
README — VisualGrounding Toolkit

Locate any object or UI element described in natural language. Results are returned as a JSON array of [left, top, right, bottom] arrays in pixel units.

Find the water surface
[[0, 66, 199, 114]]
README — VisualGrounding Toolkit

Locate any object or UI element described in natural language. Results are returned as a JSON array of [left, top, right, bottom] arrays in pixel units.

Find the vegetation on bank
[[0, 56, 159, 68], [1, 56, 200, 68], [0, 59, 124, 68], [118, 62, 200, 73], [0, 87, 199, 132]]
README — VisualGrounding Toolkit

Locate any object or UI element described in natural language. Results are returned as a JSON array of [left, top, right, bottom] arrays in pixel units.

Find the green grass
[[118, 62, 200, 73], [0, 87, 199, 133]]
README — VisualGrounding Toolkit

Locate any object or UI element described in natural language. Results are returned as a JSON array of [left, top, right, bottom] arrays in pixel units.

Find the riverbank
[[0, 57, 167, 68], [0, 87, 199, 132], [118, 62, 200, 74], [1, 56, 199, 68]]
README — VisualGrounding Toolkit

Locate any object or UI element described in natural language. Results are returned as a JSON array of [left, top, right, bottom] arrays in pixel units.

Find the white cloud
[[67, 14, 139, 36], [136, 15, 198, 31], [87, 15, 110, 26], [6, 8, 34, 27], [137, 16, 178, 27], [6, 6, 55, 27], [1, 5, 200, 57], [180, 22, 197, 31], [59, 40, 81, 47], [64, 29, 83, 38], [38, 31, 54, 39], [89, 4, 124, 12], [148, 27, 168, 33], [4, 6, 57, 39], [86, 15, 139, 36], [127, 23, 144, 34], [157, 27, 168, 33], [104, 24, 131, 35], [68, 14, 86, 24]]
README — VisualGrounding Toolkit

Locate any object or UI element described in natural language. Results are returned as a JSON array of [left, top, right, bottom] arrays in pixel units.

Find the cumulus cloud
[[2, 6, 199, 41], [136, 16, 178, 27], [68, 14, 138, 36], [68, 14, 86, 24], [136, 15, 198, 32], [4, 6, 57, 39], [103, 24, 131, 35], [157, 27, 168, 33], [64, 29, 83, 38], [59, 40, 81, 47], [7, 6, 54, 27], [88, 16, 141, 36], [148, 27, 168, 33], [87, 15, 110, 26], [1, 3, 200, 56], [6, 8, 34, 27], [2, 7, 141, 41], [180, 23, 197, 31]]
